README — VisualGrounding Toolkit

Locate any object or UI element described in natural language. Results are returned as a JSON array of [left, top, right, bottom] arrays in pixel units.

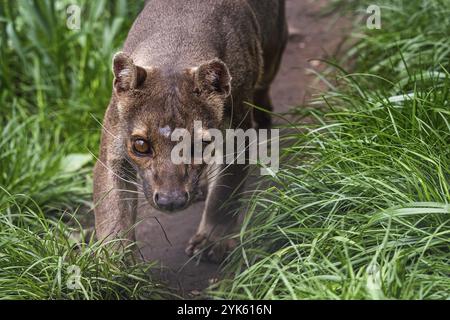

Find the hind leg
[[253, 9, 288, 129], [253, 38, 287, 129], [253, 88, 273, 129]]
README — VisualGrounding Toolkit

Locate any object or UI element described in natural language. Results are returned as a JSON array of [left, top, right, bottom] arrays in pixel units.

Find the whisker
[[90, 151, 142, 189], [114, 188, 145, 195]]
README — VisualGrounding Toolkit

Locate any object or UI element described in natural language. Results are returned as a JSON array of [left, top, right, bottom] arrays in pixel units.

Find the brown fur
[[93, 0, 287, 261]]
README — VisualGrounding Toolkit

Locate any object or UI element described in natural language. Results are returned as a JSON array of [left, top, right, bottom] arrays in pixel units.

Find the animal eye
[[132, 138, 152, 156]]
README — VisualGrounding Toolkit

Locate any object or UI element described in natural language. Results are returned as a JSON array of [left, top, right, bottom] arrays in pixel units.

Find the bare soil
[[135, 0, 351, 298]]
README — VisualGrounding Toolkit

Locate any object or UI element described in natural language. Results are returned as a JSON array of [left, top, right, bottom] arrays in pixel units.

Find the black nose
[[154, 191, 189, 211]]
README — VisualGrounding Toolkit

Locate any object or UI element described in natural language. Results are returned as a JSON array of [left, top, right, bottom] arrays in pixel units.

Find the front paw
[[185, 232, 236, 263]]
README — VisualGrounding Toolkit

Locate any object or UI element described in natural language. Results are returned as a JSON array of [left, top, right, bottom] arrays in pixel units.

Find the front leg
[[186, 163, 248, 262], [93, 158, 138, 247]]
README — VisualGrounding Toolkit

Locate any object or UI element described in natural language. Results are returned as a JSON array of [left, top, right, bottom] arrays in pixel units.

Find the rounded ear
[[193, 58, 232, 97], [112, 52, 147, 93]]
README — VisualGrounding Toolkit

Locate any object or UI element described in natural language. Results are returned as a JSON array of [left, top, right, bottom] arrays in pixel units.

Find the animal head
[[111, 52, 231, 212]]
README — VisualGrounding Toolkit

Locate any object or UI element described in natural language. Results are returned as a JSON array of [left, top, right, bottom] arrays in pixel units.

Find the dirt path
[[135, 0, 350, 297]]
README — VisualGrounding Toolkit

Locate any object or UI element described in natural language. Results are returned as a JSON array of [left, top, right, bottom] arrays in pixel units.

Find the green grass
[[0, 0, 170, 299], [212, 0, 450, 299], [0, 0, 140, 149], [0, 193, 167, 299]]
